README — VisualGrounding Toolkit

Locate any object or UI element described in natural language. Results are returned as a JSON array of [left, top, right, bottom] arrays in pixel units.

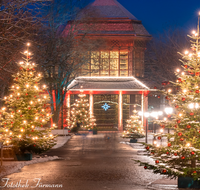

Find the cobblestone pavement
[[0, 133, 167, 190]]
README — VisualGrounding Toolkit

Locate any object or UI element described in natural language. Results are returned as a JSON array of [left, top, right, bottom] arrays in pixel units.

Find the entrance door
[[93, 95, 118, 128]]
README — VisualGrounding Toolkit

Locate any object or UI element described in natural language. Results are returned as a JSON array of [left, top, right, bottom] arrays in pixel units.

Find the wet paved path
[[0, 133, 162, 190]]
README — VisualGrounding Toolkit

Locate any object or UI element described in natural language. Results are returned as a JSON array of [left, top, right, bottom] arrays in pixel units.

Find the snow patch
[[0, 156, 60, 178], [0, 136, 71, 178]]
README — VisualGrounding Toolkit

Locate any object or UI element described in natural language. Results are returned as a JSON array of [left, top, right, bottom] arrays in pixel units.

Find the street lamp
[[164, 107, 173, 115], [142, 111, 163, 143], [139, 111, 164, 144], [144, 113, 149, 143]]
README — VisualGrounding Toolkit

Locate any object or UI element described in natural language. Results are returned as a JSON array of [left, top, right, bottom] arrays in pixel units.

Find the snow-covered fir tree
[[123, 109, 144, 139], [136, 17, 200, 180], [70, 90, 96, 130]]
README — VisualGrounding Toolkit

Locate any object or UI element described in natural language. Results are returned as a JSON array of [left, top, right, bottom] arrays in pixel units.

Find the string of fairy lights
[[70, 90, 96, 129], [0, 43, 56, 147]]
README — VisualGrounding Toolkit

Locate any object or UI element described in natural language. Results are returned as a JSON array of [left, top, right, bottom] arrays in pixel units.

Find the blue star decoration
[[101, 103, 110, 111]]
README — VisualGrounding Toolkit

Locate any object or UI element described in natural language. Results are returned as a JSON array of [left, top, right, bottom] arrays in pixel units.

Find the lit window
[[120, 51, 128, 76]]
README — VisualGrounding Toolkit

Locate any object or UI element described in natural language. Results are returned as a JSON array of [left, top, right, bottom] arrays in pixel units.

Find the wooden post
[[89, 94, 93, 116], [118, 91, 123, 131], [144, 94, 148, 131], [66, 94, 70, 127], [141, 92, 144, 127]]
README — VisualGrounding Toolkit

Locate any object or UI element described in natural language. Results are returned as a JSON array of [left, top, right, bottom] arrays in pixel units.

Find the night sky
[[118, 0, 200, 36], [89, 0, 200, 36]]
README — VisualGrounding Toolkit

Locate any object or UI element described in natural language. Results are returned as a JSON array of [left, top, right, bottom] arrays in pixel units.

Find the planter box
[[16, 153, 32, 161], [178, 176, 200, 188], [130, 139, 137, 143]]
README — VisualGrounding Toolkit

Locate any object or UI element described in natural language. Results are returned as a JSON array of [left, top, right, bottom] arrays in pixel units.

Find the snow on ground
[[52, 136, 71, 149], [0, 135, 71, 178], [127, 136, 172, 185], [121, 135, 169, 185], [0, 156, 60, 178]]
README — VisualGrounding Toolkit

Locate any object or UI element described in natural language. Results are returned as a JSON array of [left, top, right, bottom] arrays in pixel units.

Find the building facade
[[60, 0, 153, 131]]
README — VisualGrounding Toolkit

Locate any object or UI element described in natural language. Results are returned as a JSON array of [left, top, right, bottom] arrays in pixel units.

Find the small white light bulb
[[168, 89, 172, 93]]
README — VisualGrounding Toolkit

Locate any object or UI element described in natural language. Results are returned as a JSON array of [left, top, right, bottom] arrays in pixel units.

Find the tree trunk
[[191, 159, 196, 168], [52, 108, 61, 126]]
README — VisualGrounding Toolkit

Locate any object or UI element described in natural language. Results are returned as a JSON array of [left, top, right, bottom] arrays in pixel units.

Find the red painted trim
[[67, 90, 149, 95], [53, 90, 56, 110]]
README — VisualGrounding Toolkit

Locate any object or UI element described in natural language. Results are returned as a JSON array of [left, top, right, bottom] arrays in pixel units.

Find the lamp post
[[144, 112, 150, 143], [139, 111, 163, 144]]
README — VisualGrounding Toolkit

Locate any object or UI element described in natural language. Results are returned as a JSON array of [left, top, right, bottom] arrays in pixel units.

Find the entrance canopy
[[66, 77, 156, 131], [67, 76, 150, 92]]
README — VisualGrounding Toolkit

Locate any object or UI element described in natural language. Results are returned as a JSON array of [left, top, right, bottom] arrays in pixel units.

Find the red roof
[[62, 0, 151, 38], [81, 0, 138, 20], [92, 0, 117, 6]]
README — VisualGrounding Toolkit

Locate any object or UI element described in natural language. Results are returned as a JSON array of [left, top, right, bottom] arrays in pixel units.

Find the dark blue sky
[[117, 0, 200, 36], [98, 0, 200, 36]]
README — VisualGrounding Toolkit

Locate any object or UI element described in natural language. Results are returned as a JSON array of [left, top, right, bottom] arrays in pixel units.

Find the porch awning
[[67, 76, 155, 91]]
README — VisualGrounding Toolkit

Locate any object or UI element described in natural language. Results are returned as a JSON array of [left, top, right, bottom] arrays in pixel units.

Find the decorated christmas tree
[[0, 43, 56, 154], [70, 90, 96, 131], [136, 16, 200, 181], [122, 108, 144, 139]]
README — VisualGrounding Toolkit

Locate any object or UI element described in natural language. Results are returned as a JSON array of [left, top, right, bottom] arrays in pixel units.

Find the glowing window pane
[[91, 59, 99, 70], [91, 70, 99, 76], [120, 70, 128, 76], [100, 59, 109, 70], [100, 71, 109, 76], [120, 59, 128, 69], [110, 71, 118, 76], [120, 51, 128, 58], [110, 51, 119, 58], [91, 51, 99, 58], [101, 51, 109, 58], [110, 59, 118, 70]]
